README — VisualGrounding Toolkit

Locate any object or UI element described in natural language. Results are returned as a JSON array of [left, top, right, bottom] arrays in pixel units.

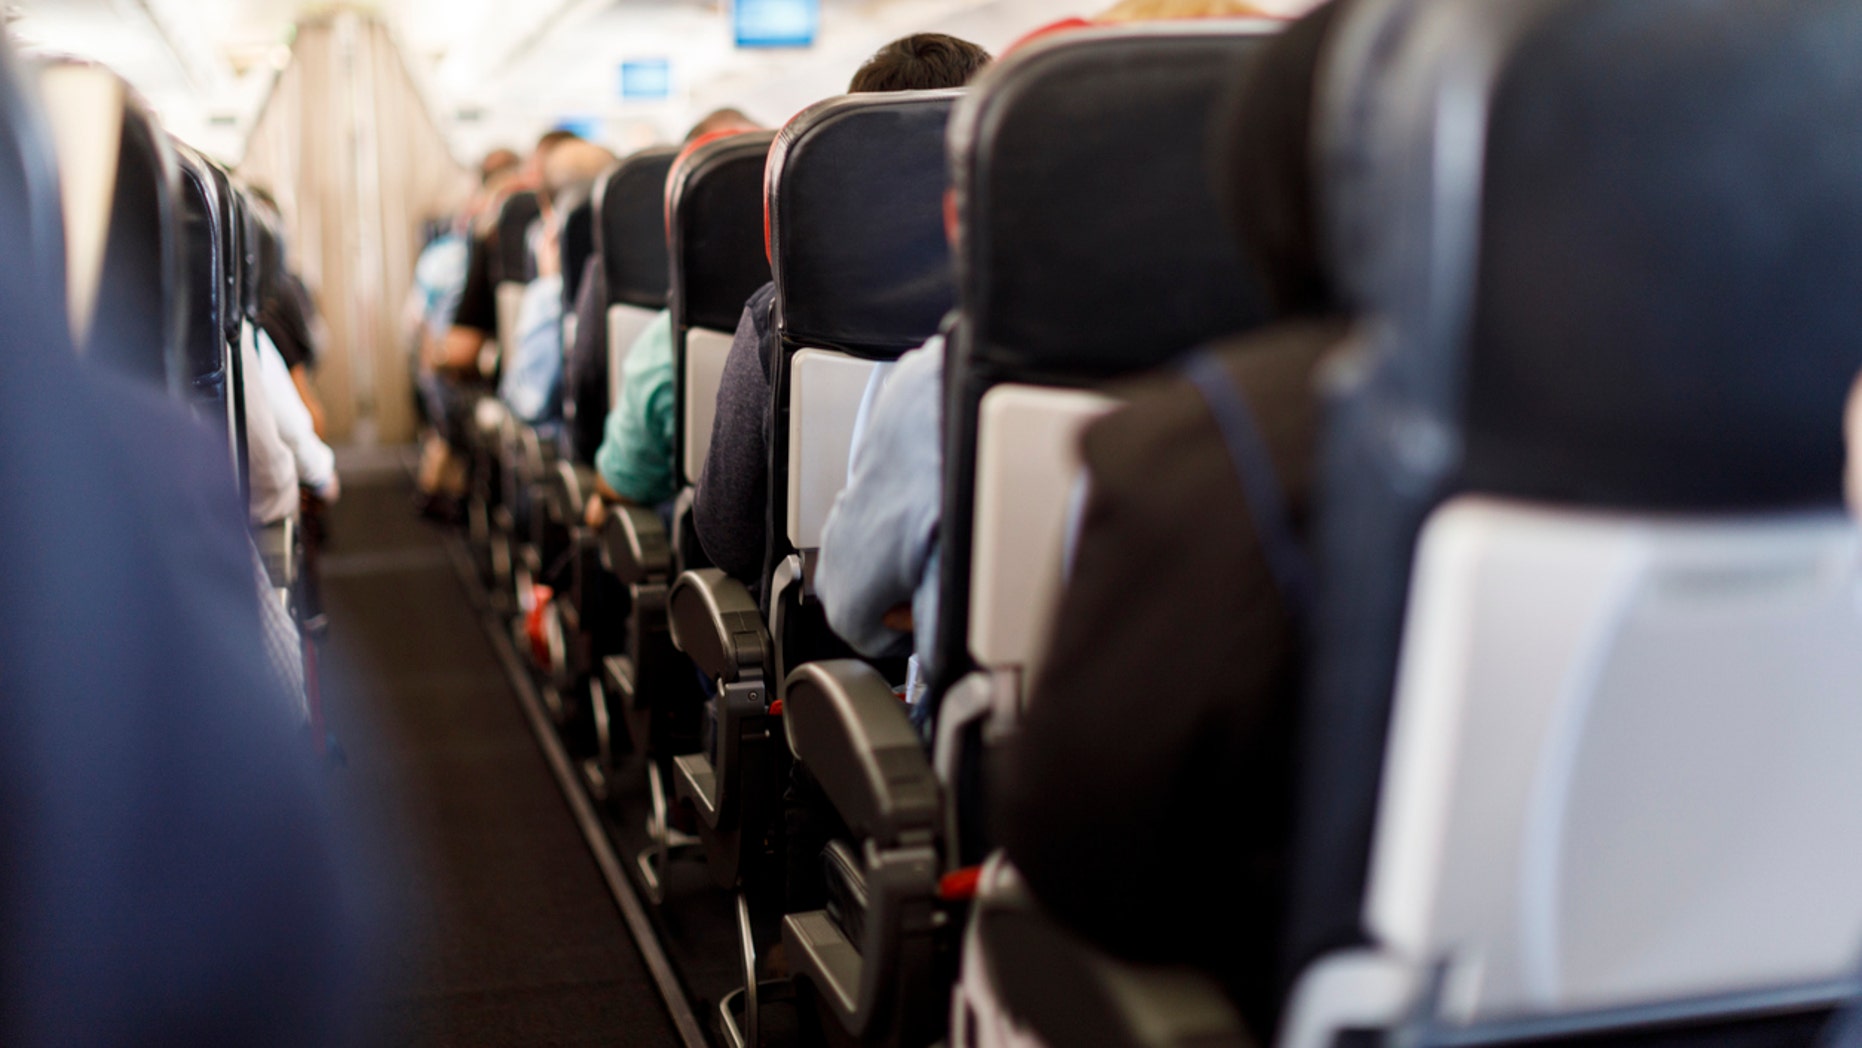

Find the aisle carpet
[[319, 447, 679, 1047]]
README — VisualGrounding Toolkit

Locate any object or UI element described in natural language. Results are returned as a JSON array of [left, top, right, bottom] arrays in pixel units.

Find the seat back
[[172, 145, 233, 452], [667, 130, 775, 487], [493, 189, 540, 359], [934, 22, 1278, 700], [1284, 0, 1862, 1038], [596, 146, 676, 404], [766, 89, 961, 567], [40, 63, 181, 388], [559, 194, 595, 320]]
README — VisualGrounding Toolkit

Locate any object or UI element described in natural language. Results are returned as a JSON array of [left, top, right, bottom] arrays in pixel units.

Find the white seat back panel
[[1369, 497, 1862, 1022], [681, 326, 734, 484], [969, 384, 1115, 669], [494, 281, 527, 373], [606, 303, 661, 410], [787, 348, 878, 549]]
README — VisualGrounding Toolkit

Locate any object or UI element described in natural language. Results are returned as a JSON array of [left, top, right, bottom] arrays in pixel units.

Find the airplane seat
[[670, 130, 775, 566], [214, 171, 250, 503], [774, 23, 1279, 1048], [548, 145, 679, 781], [598, 146, 678, 418], [536, 194, 595, 618], [469, 189, 540, 598], [516, 190, 594, 665], [663, 89, 960, 1048], [1278, 2, 1862, 1048], [559, 193, 595, 329], [172, 146, 234, 469], [39, 63, 182, 392], [598, 130, 773, 901]]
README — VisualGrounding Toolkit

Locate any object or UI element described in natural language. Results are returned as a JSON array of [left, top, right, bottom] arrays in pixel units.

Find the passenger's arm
[[435, 230, 498, 373], [814, 344, 944, 659], [435, 325, 488, 374], [692, 287, 776, 583], [592, 312, 677, 507], [256, 333, 338, 501], [288, 364, 326, 440]]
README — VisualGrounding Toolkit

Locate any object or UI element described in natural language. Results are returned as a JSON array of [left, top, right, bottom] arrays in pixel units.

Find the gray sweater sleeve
[[693, 281, 777, 585]]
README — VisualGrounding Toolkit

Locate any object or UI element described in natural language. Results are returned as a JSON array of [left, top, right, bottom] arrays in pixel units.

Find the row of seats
[[449, 4, 1862, 1047], [0, 30, 356, 1046], [32, 56, 333, 736]]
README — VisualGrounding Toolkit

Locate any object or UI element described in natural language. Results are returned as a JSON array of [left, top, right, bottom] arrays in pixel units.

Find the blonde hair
[[1094, 0, 1270, 22]]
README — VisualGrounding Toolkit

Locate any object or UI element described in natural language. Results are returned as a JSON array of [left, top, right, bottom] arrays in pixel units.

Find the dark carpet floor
[[319, 447, 679, 1048]]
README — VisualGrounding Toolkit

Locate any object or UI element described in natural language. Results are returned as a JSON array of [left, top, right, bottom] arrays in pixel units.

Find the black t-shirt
[[451, 230, 498, 336]]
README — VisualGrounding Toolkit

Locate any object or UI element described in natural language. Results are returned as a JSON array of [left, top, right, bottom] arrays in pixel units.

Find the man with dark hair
[[849, 32, 992, 92], [692, 33, 990, 588]]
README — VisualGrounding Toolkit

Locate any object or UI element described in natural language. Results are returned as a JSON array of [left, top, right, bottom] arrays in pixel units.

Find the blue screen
[[734, 0, 818, 48], [620, 59, 673, 100]]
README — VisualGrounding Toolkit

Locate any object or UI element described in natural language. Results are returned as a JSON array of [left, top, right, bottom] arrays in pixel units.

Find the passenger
[[566, 109, 756, 472], [993, 2, 1350, 1038], [814, 5, 1265, 715], [417, 131, 578, 517], [413, 153, 522, 506], [690, 33, 992, 588], [258, 327, 339, 504], [247, 185, 330, 438], [241, 313, 303, 529], [582, 108, 764, 525], [499, 139, 616, 427]]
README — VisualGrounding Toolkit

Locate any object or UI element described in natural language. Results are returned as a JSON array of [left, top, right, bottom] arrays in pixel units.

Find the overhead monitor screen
[[620, 58, 673, 100], [734, 0, 818, 48]]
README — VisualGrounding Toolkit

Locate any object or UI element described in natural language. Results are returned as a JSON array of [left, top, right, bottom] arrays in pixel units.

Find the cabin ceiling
[[4, 0, 1311, 163]]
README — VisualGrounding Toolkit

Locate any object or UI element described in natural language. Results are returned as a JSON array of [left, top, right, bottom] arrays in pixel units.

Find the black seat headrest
[[239, 196, 265, 320], [668, 131, 776, 333], [210, 168, 243, 346], [559, 195, 595, 309], [596, 145, 677, 310], [88, 99, 182, 391], [1289, 0, 1862, 976], [172, 145, 227, 405], [768, 90, 960, 359], [1467, 0, 1862, 511], [930, 23, 1280, 701], [494, 190, 540, 286], [949, 23, 1278, 382]]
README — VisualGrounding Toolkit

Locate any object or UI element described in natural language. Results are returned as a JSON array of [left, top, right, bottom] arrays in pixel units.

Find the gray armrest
[[551, 460, 594, 522], [782, 664, 942, 1041], [783, 660, 937, 850], [516, 421, 552, 480], [977, 881, 1252, 1048], [601, 503, 671, 585], [668, 568, 770, 683]]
